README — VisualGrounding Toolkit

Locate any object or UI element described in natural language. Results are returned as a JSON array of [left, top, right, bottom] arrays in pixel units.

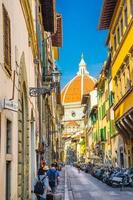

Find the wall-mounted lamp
[[29, 67, 61, 97]]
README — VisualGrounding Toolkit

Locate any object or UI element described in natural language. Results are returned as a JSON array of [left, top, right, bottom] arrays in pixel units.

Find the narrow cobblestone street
[[64, 166, 133, 200]]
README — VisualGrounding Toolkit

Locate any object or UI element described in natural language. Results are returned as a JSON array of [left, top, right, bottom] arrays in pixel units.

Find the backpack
[[48, 169, 56, 187], [34, 175, 46, 195]]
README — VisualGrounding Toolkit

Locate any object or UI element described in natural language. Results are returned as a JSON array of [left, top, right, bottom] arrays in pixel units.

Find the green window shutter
[[102, 103, 105, 118], [109, 91, 114, 107], [110, 120, 115, 137], [100, 127, 106, 141], [104, 127, 106, 141], [100, 128, 103, 141]]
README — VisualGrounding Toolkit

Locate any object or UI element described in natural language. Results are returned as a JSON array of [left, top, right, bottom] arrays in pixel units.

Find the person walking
[[47, 163, 60, 193], [34, 168, 51, 200], [77, 163, 80, 173]]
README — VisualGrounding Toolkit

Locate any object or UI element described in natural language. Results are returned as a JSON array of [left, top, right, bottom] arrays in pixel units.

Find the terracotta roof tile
[[61, 75, 95, 104]]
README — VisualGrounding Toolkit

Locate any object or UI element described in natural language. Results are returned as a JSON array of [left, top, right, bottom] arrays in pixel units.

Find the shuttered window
[[102, 102, 106, 118], [3, 5, 11, 75], [100, 127, 106, 141], [109, 91, 114, 107]]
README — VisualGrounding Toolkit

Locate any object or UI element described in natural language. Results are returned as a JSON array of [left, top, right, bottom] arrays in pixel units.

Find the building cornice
[[20, 0, 37, 57]]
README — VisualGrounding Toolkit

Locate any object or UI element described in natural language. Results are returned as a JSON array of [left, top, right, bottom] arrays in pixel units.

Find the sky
[[56, 0, 108, 88]]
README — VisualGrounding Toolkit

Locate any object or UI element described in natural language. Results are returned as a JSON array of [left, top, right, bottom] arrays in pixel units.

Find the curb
[[65, 166, 69, 200]]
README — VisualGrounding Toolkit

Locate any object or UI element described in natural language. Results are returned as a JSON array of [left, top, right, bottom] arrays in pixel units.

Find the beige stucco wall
[[0, 0, 37, 199]]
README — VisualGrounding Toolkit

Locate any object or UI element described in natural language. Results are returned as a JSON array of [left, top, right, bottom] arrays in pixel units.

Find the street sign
[[0, 99, 18, 112]]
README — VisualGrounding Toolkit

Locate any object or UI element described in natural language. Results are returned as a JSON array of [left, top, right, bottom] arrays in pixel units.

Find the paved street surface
[[65, 165, 133, 200], [55, 168, 65, 199]]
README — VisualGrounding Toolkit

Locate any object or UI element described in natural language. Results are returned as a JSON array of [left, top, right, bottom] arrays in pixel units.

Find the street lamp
[[29, 67, 61, 97], [52, 67, 61, 84]]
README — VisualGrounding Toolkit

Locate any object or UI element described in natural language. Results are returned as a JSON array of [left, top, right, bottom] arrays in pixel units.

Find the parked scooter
[[108, 168, 133, 187]]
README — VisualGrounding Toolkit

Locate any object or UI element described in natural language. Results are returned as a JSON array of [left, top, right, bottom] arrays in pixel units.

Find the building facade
[[0, 0, 63, 199], [99, 0, 133, 167], [81, 89, 98, 163], [0, 0, 38, 199]]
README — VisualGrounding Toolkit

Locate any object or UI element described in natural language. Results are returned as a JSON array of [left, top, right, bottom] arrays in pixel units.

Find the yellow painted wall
[[115, 90, 133, 120], [108, 0, 133, 121], [112, 24, 133, 77]]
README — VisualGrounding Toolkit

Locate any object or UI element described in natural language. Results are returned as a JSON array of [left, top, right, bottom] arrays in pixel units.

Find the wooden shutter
[[40, 0, 56, 33], [52, 14, 62, 47], [3, 5, 11, 75]]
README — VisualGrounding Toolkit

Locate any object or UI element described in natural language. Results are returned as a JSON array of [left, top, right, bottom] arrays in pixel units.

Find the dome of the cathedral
[[61, 54, 96, 104]]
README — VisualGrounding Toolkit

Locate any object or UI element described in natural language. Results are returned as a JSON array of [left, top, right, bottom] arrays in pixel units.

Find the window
[[110, 120, 115, 137], [120, 18, 123, 36], [124, 7, 128, 27], [3, 5, 11, 75], [6, 161, 11, 200], [125, 66, 131, 91], [6, 120, 12, 154], [114, 35, 117, 51], [115, 77, 119, 101], [109, 91, 114, 107], [118, 75, 122, 98], [102, 102, 106, 118], [121, 70, 126, 95], [117, 27, 120, 44], [100, 128, 106, 141]]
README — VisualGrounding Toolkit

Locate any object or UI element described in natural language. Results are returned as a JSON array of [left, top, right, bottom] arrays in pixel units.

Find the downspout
[[9, 70, 16, 100]]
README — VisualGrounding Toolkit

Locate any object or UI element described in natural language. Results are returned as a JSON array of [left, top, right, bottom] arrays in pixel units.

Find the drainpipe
[[9, 70, 16, 100]]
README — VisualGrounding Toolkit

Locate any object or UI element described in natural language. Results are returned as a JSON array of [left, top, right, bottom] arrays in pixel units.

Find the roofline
[[98, 0, 117, 30]]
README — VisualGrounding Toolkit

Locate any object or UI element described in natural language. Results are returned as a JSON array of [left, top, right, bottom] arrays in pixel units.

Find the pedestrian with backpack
[[34, 168, 51, 200], [47, 163, 60, 193]]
